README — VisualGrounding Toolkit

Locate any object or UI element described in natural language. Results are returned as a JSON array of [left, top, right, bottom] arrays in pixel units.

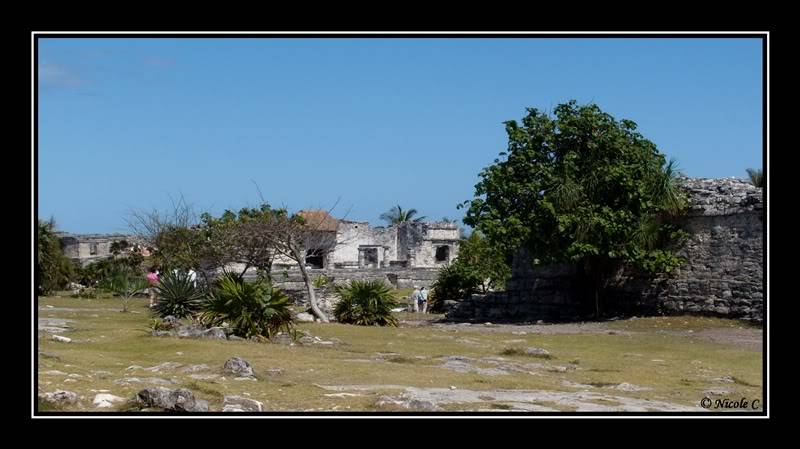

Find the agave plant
[[313, 275, 332, 289], [746, 168, 763, 188], [199, 275, 293, 339], [99, 267, 150, 313], [333, 280, 399, 326], [152, 270, 205, 319]]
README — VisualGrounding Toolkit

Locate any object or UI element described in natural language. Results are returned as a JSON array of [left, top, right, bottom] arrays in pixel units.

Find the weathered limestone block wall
[[447, 177, 764, 323], [262, 267, 441, 314], [254, 267, 441, 290], [608, 178, 764, 320], [58, 233, 133, 267], [446, 263, 583, 322], [398, 222, 461, 267], [396, 222, 425, 264], [331, 221, 398, 268]]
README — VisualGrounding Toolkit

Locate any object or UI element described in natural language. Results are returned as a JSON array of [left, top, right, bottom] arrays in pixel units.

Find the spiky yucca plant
[[199, 275, 293, 339], [746, 168, 764, 188], [333, 280, 399, 326], [153, 271, 205, 318]]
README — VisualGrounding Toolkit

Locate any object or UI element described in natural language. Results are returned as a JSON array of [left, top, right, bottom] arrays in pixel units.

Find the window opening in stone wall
[[305, 249, 325, 269], [435, 245, 450, 262], [89, 243, 98, 256], [360, 247, 379, 268]]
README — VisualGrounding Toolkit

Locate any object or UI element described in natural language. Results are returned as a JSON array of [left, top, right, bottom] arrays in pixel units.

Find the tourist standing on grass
[[188, 268, 197, 288], [418, 286, 429, 314], [146, 267, 160, 308], [411, 286, 421, 312]]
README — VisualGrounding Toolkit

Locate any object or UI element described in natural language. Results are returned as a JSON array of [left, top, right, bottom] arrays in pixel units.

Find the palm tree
[[379, 205, 426, 225], [746, 168, 764, 188], [37, 218, 75, 295], [100, 267, 149, 312]]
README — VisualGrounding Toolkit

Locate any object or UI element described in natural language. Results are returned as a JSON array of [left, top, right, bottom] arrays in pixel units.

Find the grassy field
[[35, 293, 763, 413]]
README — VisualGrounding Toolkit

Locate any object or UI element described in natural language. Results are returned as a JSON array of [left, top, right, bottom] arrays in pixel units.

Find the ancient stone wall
[[331, 221, 398, 268], [447, 178, 764, 323], [397, 222, 460, 267], [58, 233, 134, 267], [609, 178, 764, 321], [250, 266, 440, 290], [259, 267, 441, 315]]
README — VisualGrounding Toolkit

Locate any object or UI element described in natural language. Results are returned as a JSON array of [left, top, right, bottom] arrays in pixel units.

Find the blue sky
[[37, 37, 764, 234]]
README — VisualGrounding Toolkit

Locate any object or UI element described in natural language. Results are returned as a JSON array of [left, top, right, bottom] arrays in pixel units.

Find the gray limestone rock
[[223, 357, 255, 378], [135, 387, 209, 412]]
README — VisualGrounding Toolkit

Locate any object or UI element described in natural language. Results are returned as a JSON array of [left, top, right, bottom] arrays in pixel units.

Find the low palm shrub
[[199, 275, 293, 339], [333, 280, 398, 326]]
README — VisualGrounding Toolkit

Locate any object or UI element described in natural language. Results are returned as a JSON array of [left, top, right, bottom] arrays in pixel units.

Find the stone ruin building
[[287, 210, 461, 270], [57, 233, 147, 268], [57, 214, 461, 290], [447, 177, 765, 323], [257, 212, 461, 291]]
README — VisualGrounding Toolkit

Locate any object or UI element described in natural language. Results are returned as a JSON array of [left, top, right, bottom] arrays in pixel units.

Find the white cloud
[[39, 61, 86, 89]]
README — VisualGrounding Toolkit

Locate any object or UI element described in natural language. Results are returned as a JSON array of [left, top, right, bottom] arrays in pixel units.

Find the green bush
[[429, 261, 483, 312], [456, 231, 511, 292], [199, 275, 293, 339], [152, 271, 205, 319], [333, 280, 399, 326], [76, 253, 144, 286]]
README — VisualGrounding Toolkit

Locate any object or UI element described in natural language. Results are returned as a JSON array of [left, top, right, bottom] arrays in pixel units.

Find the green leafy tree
[[428, 262, 483, 312], [244, 203, 339, 323], [37, 218, 75, 295], [151, 226, 205, 272], [110, 240, 130, 256], [461, 101, 688, 318], [379, 205, 426, 225], [456, 231, 512, 292], [199, 204, 281, 282], [746, 168, 764, 188], [333, 280, 399, 326]]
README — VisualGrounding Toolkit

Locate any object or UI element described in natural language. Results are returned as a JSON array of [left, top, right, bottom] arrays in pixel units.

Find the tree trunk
[[594, 279, 601, 320], [293, 247, 329, 323], [584, 257, 603, 320]]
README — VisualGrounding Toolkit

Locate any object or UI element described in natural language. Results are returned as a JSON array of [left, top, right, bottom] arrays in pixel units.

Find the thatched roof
[[297, 209, 339, 232]]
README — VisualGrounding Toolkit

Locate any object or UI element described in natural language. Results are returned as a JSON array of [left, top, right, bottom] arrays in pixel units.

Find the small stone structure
[[58, 233, 147, 267], [447, 177, 764, 323], [271, 212, 461, 270]]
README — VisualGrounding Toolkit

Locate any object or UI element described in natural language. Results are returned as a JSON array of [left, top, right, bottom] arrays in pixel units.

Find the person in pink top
[[146, 267, 160, 308]]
